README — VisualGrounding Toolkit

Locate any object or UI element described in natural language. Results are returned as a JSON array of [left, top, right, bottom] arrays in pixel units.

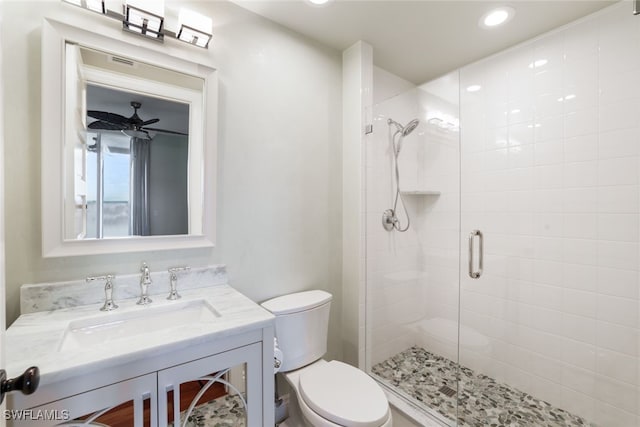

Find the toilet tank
[[261, 290, 332, 372]]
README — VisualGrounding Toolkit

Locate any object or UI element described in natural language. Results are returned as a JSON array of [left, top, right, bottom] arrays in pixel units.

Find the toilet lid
[[299, 361, 389, 427]]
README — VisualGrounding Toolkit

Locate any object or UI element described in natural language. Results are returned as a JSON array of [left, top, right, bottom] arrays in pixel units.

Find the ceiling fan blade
[[88, 120, 125, 131], [143, 127, 188, 136], [142, 118, 160, 126], [87, 110, 130, 125]]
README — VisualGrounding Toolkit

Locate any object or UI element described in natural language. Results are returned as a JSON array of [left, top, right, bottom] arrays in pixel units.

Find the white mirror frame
[[41, 17, 217, 257]]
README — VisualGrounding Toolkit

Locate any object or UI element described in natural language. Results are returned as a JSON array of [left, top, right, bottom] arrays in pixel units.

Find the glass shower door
[[457, 6, 640, 425], [366, 72, 461, 425]]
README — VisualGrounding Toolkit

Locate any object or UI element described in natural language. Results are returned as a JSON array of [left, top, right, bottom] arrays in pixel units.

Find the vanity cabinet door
[[157, 343, 262, 427], [8, 373, 157, 427]]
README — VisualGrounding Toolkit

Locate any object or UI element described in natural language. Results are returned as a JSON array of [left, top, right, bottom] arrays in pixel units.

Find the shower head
[[402, 119, 420, 136], [387, 118, 420, 137], [388, 118, 420, 154]]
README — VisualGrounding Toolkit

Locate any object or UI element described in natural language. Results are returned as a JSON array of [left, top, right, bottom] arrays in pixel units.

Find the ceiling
[[232, 0, 618, 84]]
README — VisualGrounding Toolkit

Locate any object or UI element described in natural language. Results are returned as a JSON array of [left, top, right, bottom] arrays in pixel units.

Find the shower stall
[[364, 3, 639, 426]]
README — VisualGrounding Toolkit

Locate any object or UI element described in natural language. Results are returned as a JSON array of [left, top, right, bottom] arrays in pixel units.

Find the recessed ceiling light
[[466, 84, 482, 92], [480, 7, 515, 29], [307, 0, 331, 5]]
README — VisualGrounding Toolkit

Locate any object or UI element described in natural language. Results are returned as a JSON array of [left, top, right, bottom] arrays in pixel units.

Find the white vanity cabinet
[[6, 284, 276, 427], [9, 330, 272, 427]]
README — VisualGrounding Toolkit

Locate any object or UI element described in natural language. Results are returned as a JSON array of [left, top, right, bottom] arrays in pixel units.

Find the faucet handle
[[167, 266, 190, 300], [86, 274, 118, 311]]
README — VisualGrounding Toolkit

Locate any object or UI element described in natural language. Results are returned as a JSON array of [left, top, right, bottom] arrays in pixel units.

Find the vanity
[[5, 266, 275, 426]]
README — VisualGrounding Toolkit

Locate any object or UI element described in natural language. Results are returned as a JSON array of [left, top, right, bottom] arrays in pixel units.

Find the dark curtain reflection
[[130, 137, 151, 236]]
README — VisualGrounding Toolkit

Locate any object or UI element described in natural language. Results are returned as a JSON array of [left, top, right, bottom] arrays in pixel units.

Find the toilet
[[261, 290, 392, 427]]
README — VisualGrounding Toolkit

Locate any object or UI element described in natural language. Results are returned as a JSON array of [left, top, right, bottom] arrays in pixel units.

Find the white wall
[[1, 0, 343, 360], [459, 2, 639, 425], [342, 41, 372, 367]]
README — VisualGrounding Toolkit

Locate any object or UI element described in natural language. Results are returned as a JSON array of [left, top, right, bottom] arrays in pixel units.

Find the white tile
[[482, 148, 508, 171], [508, 122, 534, 146], [533, 189, 563, 213], [564, 134, 598, 163], [562, 288, 597, 318], [597, 213, 639, 242], [597, 294, 638, 328], [599, 128, 640, 160], [599, 37, 640, 75], [564, 108, 597, 138], [596, 347, 639, 386], [534, 139, 563, 166], [563, 187, 597, 213], [563, 213, 597, 239], [508, 144, 534, 169], [596, 267, 639, 299], [562, 261, 597, 291], [564, 17, 598, 60], [533, 237, 563, 261], [599, 99, 640, 133], [533, 212, 563, 237], [596, 321, 638, 356], [561, 363, 597, 394], [564, 161, 598, 188], [561, 339, 596, 371], [598, 157, 638, 186], [534, 164, 563, 189], [561, 312, 596, 344], [534, 115, 563, 142], [597, 185, 639, 214], [599, 68, 640, 105], [597, 241, 639, 271], [595, 375, 639, 414], [535, 91, 564, 118]]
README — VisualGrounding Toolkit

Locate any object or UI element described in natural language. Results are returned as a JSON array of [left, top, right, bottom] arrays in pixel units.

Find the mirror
[[42, 18, 217, 257]]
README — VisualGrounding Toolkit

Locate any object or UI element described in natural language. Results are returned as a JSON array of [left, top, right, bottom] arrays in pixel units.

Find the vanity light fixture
[[63, 0, 105, 13], [177, 9, 213, 48], [123, 0, 165, 41], [61, 0, 213, 49]]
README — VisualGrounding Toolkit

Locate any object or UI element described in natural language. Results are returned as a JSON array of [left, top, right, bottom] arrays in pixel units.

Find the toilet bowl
[[285, 359, 392, 427], [261, 291, 392, 427]]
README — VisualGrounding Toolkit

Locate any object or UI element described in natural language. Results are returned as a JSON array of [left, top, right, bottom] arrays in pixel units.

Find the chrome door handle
[[468, 230, 483, 279]]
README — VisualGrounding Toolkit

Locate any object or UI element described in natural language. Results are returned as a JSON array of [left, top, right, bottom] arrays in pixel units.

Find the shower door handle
[[468, 230, 483, 279]]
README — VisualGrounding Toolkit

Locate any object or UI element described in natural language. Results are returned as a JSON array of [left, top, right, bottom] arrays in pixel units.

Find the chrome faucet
[[167, 266, 190, 300], [87, 274, 118, 311], [137, 262, 152, 305]]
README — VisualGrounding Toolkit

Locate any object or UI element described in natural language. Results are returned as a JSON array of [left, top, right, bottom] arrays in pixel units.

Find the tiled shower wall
[[459, 3, 639, 426]]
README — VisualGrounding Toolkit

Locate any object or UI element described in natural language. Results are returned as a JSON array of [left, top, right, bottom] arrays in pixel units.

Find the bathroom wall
[[458, 3, 638, 425], [1, 0, 343, 360]]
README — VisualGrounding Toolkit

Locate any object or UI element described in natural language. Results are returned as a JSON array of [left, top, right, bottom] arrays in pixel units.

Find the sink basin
[[58, 299, 221, 352]]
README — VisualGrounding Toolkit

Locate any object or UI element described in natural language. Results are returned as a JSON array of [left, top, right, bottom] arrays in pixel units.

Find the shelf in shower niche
[[400, 190, 441, 196]]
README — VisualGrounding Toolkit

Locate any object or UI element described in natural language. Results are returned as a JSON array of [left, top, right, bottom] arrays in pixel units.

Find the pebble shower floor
[[372, 346, 595, 427]]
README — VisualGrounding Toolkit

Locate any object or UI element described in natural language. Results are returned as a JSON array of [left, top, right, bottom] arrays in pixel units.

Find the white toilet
[[262, 290, 392, 427]]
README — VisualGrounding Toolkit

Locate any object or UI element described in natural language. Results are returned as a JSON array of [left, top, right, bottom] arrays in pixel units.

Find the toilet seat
[[298, 360, 390, 427]]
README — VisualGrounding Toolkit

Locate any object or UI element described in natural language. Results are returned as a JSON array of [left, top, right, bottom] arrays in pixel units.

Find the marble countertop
[[5, 284, 275, 386]]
